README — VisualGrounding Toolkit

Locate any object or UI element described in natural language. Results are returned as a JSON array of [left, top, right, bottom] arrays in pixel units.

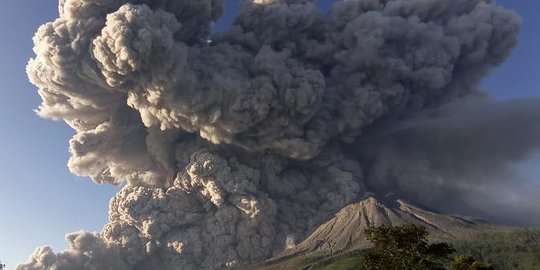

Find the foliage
[[452, 228, 540, 270], [356, 224, 455, 270], [452, 255, 494, 270], [245, 227, 540, 270]]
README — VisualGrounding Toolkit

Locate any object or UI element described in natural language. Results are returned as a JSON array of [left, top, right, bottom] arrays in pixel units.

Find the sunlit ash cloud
[[18, 0, 538, 269]]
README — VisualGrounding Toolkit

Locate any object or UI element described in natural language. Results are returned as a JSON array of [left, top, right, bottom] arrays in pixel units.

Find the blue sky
[[0, 0, 538, 269]]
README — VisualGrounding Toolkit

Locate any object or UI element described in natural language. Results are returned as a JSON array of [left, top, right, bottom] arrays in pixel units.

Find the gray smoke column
[[18, 0, 524, 269], [358, 95, 540, 225]]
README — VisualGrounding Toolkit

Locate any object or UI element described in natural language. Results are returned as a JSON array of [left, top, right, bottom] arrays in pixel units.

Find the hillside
[[241, 197, 540, 270]]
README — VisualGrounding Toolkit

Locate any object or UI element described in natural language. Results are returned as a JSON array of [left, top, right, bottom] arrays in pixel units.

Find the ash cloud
[[357, 96, 540, 225], [18, 0, 526, 269]]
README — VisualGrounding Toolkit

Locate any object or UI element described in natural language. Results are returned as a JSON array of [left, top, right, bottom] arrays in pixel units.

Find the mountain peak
[[281, 196, 489, 257]]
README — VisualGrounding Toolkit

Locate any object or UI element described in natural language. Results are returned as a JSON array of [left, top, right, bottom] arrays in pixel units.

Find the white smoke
[[18, 0, 528, 269]]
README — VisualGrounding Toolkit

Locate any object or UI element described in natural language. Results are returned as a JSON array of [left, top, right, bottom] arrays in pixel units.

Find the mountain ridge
[[282, 196, 491, 257], [242, 196, 503, 270]]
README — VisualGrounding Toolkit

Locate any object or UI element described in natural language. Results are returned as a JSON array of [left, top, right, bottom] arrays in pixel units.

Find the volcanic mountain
[[243, 196, 501, 270], [284, 196, 490, 256]]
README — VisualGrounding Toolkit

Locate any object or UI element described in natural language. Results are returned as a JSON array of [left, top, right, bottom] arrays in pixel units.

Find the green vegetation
[[356, 225, 454, 270], [452, 228, 540, 270], [452, 255, 493, 270], [243, 227, 540, 270]]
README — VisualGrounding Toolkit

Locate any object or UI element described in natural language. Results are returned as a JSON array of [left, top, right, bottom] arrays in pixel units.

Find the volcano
[[285, 196, 490, 255], [243, 197, 523, 270], [19, 1, 540, 269]]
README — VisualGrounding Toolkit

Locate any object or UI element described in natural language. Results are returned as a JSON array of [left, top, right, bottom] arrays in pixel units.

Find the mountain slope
[[241, 196, 506, 270], [284, 196, 489, 256]]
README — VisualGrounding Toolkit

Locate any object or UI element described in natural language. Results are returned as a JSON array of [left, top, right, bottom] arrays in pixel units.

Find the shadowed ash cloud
[[18, 0, 526, 269], [357, 96, 540, 225]]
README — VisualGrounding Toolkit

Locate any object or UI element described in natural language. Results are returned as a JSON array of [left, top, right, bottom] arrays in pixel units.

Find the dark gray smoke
[[18, 0, 528, 269], [358, 95, 540, 225]]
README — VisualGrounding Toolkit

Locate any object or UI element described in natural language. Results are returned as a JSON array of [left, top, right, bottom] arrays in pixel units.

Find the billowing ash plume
[[358, 95, 540, 225], [18, 0, 529, 269]]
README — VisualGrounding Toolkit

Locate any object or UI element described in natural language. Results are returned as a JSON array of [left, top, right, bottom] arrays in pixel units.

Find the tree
[[0, 261, 5, 270], [452, 255, 494, 270], [357, 224, 455, 270]]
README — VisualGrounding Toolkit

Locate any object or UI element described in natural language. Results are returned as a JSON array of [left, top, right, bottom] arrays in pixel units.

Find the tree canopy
[[452, 255, 494, 270], [357, 224, 455, 270]]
